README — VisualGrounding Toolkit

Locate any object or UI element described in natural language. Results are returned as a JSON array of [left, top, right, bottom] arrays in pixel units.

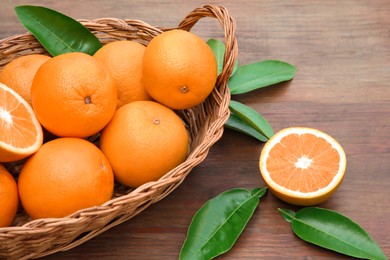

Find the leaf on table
[[228, 60, 297, 95], [207, 38, 238, 76], [278, 208, 295, 223], [228, 100, 274, 140], [179, 187, 267, 260], [15, 5, 102, 56], [225, 113, 268, 142], [278, 207, 387, 260]]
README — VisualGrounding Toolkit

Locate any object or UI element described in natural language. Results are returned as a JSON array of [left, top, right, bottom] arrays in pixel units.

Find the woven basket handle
[[177, 5, 238, 87]]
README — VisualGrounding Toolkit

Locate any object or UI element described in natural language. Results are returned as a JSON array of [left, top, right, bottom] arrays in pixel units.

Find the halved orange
[[259, 127, 347, 206], [0, 82, 43, 162]]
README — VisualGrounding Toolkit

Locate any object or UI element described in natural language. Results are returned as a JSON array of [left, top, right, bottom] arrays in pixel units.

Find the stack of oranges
[[0, 29, 218, 226]]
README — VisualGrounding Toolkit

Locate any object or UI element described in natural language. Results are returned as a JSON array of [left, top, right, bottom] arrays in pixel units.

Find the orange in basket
[[0, 54, 50, 105], [100, 100, 189, 188], [142, 29, 218, 110], [0, 164, 18, 227], [31, 52, 117, 138], [94, 40, 151, 108], [18, 137, 114, 220]]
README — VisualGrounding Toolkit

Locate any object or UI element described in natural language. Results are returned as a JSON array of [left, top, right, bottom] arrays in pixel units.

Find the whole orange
[[18, 137, 114, 219], [94, 40, 150, 108], [100, 101, 189, 188], [0, 164, 18, 227], [31, 52, 117, 138], [0, 54, 50, 105], [142, 29, 218, 110]]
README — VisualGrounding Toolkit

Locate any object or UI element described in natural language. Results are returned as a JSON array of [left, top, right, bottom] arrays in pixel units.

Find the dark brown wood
[[1, 0, 389, 259]]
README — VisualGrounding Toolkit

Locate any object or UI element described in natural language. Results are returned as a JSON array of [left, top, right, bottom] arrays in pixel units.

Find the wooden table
[[1, 1, 389, 259]]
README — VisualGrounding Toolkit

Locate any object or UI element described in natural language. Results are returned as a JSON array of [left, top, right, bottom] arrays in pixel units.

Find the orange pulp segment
[[0, 82, 43, 162]]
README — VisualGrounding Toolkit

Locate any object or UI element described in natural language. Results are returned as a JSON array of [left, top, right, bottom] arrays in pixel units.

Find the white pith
[[0, 108, 13, 127], [295, 155, 313, 169]]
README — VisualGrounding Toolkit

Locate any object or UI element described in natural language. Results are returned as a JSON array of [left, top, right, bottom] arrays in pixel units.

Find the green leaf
[[229, 100, 274, 139], [228, 60, 297, 95], [180, 187, 267, 260], [279, 207, 387, 260], [15, 5, 102, 56], [225, 113, 268, 142], [278, 208, 295, 223], [207, 39, 238, 76]]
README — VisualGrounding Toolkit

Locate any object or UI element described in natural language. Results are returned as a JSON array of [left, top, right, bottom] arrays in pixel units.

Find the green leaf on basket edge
[[228, 100, 274, 140], [207, 38, 238, 76], [279, 207, 387, 260], [228, 60, 297, 95], [180, 187, 267, 260], [15, 5, 102, 56], [225, 113, 268, 142]]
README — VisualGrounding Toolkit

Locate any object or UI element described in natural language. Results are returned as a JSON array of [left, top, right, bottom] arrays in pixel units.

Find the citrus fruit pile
[[0, 29, 217, 226]]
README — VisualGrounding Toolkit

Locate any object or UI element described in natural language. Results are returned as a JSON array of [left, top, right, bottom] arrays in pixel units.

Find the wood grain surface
[[1, 0, 389, 259]]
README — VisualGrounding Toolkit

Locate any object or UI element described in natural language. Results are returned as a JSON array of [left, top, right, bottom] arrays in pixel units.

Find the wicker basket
[[0, 4, 237, 259]]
